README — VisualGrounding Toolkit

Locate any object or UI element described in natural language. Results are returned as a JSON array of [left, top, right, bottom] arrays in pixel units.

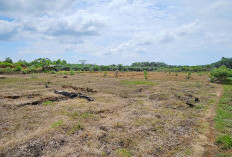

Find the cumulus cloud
[[0, 10, 108, 43], [23, 10, 108, 37], [0, 20, 22, 40]]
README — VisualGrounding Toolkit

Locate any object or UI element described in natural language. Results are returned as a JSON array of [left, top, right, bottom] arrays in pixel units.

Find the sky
[[0, 0, 231, 65]]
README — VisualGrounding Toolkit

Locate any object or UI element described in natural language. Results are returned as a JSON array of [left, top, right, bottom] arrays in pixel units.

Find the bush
[[14, 65, 22, 72], [210, 66, 232, 83], [187, 71, 192, 79], [29, 67, 37, 73], [70, 70, 75, 75], [144, 70, 148, 80], [49, 71, 56, 74]]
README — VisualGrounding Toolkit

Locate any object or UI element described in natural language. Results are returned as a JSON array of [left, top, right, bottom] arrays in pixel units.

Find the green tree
[[4, 57, 13, 64]]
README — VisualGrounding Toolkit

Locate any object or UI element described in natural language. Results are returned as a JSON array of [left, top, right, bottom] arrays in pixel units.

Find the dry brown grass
[[0, 72, 219, 156]]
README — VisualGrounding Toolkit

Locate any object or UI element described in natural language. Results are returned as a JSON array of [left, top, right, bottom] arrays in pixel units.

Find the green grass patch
[[51, 120, 63, 128], [80, 112, 94, 118], [215, 84, 232, 152], [121, 80, 158, 85], [116, 148, 132, 157], [195, 104, 204, 109], [216, 135, 232, 149], [42, 101, 53, 106], [216, 153, 232, 157]]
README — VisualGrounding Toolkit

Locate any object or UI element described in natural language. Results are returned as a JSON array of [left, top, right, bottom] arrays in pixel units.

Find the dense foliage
[[0, 57, 232, 74], [210, 66, 232, 83]]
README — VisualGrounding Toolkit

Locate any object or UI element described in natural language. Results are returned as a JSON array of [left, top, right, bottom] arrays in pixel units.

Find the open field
[[0, 72, 225, 156]]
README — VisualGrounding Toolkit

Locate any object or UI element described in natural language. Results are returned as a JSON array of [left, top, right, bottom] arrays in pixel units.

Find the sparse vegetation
[[51, 120, 63, 128], [0, 70, 230, 156], [67, 122, 84, 135], [121, 80, 158, 85], [116, 148, 132, 157]]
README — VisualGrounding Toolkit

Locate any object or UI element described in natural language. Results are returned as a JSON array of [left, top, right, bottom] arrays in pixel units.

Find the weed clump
[[67, 122, 84, 135]]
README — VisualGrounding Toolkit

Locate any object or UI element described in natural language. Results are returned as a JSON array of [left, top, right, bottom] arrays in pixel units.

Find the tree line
[[0, 57, 232, 74]]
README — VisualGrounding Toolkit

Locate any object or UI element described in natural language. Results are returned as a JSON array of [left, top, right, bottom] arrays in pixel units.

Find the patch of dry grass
[[0, 72, 219, 156]]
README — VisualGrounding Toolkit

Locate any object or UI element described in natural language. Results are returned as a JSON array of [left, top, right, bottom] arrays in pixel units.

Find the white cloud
[[0, 20, 22, 40], [0, 0, 74, 17], [23, 10, 108, 37]]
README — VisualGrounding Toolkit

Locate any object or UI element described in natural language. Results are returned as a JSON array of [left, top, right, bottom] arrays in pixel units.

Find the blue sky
[[0, 0, 231, 65]]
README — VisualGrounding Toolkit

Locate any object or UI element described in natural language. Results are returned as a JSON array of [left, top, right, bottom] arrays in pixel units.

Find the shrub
[[187, 71, 192, 79], [29, 67, 37, 73], [70, 70, 75, 75], [0, 62, 13, 68], [210, 66, 232, 83], [144, 70, 148, 80], [5, 67, 13, 74], [104, 71, 107, 77], [14, 65, 22, 72], [49, 71, 56, 74]]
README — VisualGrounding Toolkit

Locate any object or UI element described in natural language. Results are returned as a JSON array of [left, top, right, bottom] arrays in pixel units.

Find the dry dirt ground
[[0, 72, 222, 157]]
